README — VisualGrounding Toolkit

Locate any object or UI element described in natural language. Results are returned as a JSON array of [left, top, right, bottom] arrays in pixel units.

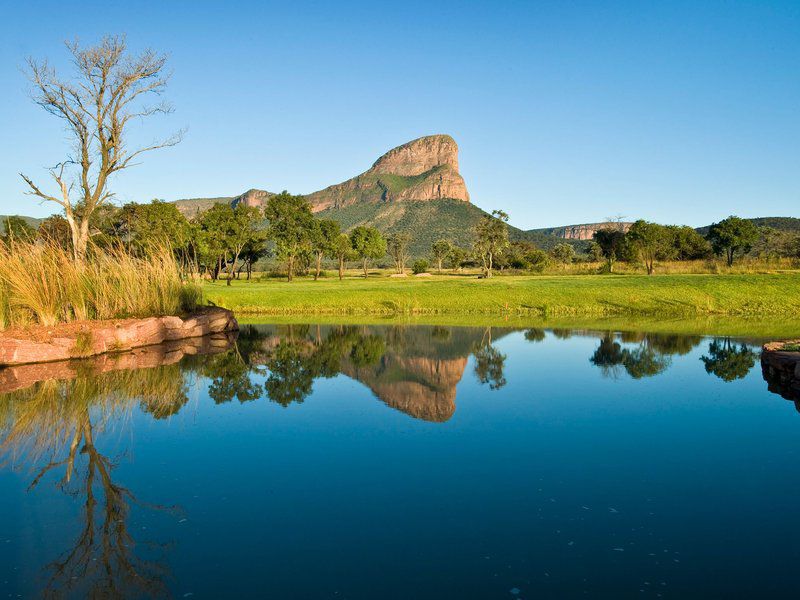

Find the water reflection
[[0, 324, 796, 597]]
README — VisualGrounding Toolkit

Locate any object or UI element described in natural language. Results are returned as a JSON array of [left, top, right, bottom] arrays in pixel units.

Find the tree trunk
[[727, 248, 734, 267], [339, 256, 344, 280], [287, 255, 294, 282], [487, 252, 493, 278], [437, 258, 442, 273], [363, 257, 369, 278], [315, 252, 322, 281]]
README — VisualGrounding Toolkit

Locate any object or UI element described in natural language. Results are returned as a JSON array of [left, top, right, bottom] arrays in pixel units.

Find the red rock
[[0, 308, 238, 366]]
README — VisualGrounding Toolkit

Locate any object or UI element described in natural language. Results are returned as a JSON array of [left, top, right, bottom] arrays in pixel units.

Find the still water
[[0, 323, 799, 598]]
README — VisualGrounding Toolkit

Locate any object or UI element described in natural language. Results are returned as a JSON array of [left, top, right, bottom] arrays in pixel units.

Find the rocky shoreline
[[0, 307, 238, 366], [761, 340, 800, 404]]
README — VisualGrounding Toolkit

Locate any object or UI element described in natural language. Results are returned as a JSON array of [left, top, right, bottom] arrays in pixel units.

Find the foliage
[[707, 216, 760, 266], [264, 191, 316, 281], [412, 259, 429, 274], [593, 227, 628, 272], [626, 220, 670, 275], [310, 218, 341, 280], [386, 232, 412, 274], [350, 226, 386, 278], [431, 239, 452, 273], [0, 216, 36, 246], [474, 210, 510, 277], [550, 242, 576, 266]]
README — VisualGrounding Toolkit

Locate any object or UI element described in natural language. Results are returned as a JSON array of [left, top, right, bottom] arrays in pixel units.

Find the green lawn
[[204, 273, 800, 320]]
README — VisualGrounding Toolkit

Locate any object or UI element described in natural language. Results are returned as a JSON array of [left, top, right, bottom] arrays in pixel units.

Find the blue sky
[[1, 0, 797, 229]]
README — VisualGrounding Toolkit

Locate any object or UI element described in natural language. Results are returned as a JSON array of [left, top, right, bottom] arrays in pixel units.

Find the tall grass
[[0, 241, 202, 330]]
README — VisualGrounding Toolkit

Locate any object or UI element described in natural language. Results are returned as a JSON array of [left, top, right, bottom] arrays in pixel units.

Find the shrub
[[412, 259, 429, 274]]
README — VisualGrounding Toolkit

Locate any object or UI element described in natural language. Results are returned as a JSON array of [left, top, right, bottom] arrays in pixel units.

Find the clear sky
[[1, 0, 798, 229]]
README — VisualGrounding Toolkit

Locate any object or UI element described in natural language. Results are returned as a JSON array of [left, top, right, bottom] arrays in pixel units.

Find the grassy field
[[204, 272, 800, 322]]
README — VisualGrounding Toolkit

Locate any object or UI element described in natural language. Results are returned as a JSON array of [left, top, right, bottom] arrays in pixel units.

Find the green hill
[[318, 199, 586, 256], [0, 215, 43, 234]]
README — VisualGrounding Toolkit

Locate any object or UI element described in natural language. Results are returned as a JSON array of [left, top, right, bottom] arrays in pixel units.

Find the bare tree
[[19, 35, 183, 262]]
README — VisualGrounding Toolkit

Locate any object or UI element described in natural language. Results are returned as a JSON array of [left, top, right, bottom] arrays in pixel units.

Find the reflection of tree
[[621, 344, 671, 379], [524, 329, 546, 342], [590, 334, 626, 377], [0, 368, 182, 598], [589, 332, 674, 379], [349, 335, 386, 368], [701, 338, 757, 382], [264, 340, 316, 407], [205, 350, 264, 404], [473, 329, 507, 390]]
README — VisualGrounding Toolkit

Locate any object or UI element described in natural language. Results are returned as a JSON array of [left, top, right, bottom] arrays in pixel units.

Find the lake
[[1, 323, 799, 598]]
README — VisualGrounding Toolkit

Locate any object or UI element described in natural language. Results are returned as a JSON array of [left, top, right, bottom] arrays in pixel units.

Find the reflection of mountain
[[343, 353, 467, 422], [244, 325, 510, 421]]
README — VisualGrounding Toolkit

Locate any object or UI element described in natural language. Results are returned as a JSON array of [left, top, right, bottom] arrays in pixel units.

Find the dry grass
[[0, 241, 202, 330]]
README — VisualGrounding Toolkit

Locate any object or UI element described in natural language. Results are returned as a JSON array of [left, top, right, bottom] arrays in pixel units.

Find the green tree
[[586, 241, 604, 262], [593, 227, 627, 272], [667, 225, 710, 260], [447, 245, 467, 271], [333, 233, 354, 280], [386, 232, 412, 274], [706, 216, 760, 266], [550, 242, 576, 268], [1, 216, 35, 246], [474, 210, 510, 277], [264, 191, 316, 281], [626, 220, 669, 275], [37, 215, 72, 250], [431, 239, 452, 273], [350, 226, 386, 278], [310, 219, 341, 281], [225, 204, 263, 286], [116, 200, 192, 262]]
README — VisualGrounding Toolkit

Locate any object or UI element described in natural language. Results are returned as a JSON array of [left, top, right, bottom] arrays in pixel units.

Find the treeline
[[4, 205, 799, 282]]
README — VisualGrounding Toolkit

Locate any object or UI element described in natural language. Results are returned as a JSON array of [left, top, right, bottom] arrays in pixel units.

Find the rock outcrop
[[306, 135, 470, 211], [534, 221, 633, 241], [761, 341, 800, 407], [0, 308, 238, 366], [231, 188, 275, 210], [0, 332, 236, 394]]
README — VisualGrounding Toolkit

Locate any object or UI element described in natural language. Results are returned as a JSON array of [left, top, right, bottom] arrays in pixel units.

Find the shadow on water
[[0, 323, 796, 597]]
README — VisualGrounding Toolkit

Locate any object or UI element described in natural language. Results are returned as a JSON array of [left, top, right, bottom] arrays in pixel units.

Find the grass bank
[[204, 273, 800, 319], [0, 242, 202, 330]]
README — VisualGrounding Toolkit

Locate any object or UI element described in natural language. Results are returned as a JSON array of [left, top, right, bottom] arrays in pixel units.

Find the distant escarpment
[[530, 221, 633, 241], [306, 134, 470, 211]]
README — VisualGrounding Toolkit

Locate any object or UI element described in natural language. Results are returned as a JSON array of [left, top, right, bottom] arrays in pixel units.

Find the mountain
[[172, 135, 572, 254], [306, 134, 470, 210]]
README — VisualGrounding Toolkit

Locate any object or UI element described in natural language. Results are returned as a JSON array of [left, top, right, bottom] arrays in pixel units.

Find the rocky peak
[[368, 134, 461, 177], [231, 189, 274, 210]]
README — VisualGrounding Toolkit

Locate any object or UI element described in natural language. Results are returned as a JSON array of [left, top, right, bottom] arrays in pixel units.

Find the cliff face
[[305, 134, 470, 212], [540, 222, 632, 241]]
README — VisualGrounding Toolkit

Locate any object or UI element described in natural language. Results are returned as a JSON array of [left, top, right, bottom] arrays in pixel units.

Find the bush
[[412, 259, 429, 274]]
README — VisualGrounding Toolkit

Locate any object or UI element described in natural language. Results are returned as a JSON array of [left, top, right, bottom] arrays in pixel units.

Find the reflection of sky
[[1, 329, 799, 598]]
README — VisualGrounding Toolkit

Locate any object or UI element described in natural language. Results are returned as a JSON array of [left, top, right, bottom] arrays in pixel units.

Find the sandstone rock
[[0, 308, 238, 366], [0, 333, 236, 395], [305, 134, 470, 211]]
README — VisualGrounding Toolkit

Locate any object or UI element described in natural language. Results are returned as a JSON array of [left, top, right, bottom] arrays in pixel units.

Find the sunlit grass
[[0, 241, 202, 330], [204, 272, 800, 320]]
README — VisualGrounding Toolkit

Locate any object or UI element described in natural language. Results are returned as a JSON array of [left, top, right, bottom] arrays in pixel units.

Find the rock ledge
[[0, 308, 238, 366]]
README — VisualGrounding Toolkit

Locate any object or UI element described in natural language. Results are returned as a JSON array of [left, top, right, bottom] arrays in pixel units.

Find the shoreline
[[0, 307, 238, 366]]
